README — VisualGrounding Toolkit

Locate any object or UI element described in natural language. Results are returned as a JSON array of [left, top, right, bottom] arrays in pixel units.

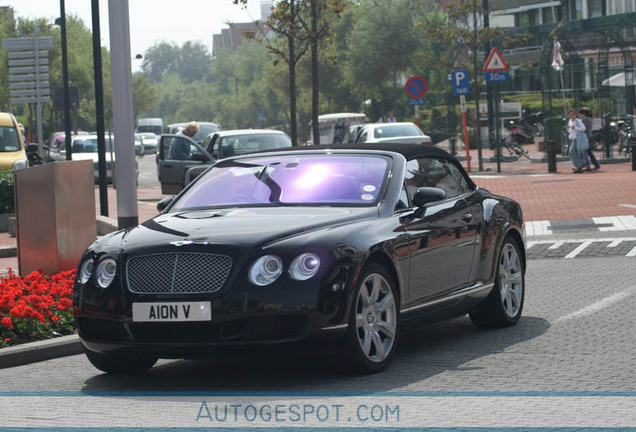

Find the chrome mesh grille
[[126, 253, 232, 294]]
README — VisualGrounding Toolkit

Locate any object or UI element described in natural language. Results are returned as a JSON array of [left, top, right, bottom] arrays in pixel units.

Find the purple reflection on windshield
[[173, 154, 390, 209]]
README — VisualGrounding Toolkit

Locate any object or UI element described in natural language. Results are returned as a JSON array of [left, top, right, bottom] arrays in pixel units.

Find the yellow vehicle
[[0, 112, 28, 170]]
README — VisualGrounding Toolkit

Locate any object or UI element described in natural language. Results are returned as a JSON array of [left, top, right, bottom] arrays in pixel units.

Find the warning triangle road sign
[[483, 47, 509, 72]]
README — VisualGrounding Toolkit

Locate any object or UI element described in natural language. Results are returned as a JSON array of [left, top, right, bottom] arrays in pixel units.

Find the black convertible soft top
[[255, 142, 452, 160]]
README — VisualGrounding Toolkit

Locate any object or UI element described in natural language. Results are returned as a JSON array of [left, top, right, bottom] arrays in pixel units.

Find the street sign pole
[[495, 83, 501, 173], [34, 25, 43, 145], [414, 105, 420, 128], [451, 70, 471, 171], [460, 95, 471, 172]]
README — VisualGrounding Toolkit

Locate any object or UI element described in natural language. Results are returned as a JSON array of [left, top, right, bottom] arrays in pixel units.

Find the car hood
[[371, 136, 433, 145], [72, 152, 114, 162], [119, 206, 378, 251]]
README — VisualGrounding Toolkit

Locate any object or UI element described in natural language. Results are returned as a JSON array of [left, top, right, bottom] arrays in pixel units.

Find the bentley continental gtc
[[74, 144, 526, 373]]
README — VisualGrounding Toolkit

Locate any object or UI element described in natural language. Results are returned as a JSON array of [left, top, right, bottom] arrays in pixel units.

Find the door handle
[[461, 213, 473, 223], [163, 164, 173, 168]]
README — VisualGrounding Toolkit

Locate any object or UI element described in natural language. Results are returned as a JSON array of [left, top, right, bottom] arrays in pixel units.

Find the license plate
[[132, 301, 211, 322]]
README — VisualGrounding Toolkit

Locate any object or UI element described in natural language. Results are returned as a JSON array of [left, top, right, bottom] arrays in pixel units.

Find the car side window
[[405, 157, 470, 202]]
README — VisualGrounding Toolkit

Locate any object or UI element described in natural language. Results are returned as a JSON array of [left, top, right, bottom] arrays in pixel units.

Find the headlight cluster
[[78, 257, 117, 289], [12, 159, 27, 170], [249, 253, 321, 286]]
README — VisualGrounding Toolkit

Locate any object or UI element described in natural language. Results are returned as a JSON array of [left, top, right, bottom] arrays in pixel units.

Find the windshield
[[0, 126, 21, 152], [374, 124, 423, 138], [72, 137, 114, 153], [172, 154, 390, 210], [218, 133, 291, 156]]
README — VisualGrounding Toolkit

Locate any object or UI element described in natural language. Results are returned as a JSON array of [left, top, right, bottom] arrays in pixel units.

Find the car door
[[401, 157, 479, 305], [156, 134, 214, 195]]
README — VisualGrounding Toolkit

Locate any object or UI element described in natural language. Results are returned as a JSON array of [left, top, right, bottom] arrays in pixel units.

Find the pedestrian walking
[[579, 108, 600, 171], [567, 108, 588, 173]]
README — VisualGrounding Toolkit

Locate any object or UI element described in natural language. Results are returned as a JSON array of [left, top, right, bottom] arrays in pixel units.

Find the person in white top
[[567, 108, 587, 173]]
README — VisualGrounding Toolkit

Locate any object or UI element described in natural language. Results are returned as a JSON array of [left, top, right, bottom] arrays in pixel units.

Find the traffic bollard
[[547, 140, 557, 173]]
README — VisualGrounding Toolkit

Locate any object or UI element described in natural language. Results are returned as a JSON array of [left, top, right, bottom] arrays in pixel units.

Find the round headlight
[[249, 255, 283, 286], [79, 258, 94, 284], [95, 258, 117, 289], [12, 159, 27, 170], [289, 253, 321, 281]]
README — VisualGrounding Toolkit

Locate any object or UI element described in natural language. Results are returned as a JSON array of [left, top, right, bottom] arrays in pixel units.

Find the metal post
[[91, 0, 108, 217], [34, 25, 43, 145], [59, 0, 72, 160], [495, 84, 501, 173], [108, 0, 138, 229]]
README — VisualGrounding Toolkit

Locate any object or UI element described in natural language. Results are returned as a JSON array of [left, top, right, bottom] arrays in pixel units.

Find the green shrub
[[0, 171, 15, 214]]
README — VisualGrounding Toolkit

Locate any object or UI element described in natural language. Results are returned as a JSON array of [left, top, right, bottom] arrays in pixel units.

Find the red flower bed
[[0, 268, 76, 348]]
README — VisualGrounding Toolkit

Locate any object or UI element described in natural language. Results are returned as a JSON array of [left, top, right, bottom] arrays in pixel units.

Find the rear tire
[[342, 263, 399, 373], [470, 237, 525, 328], [83, 346, 158, 373]]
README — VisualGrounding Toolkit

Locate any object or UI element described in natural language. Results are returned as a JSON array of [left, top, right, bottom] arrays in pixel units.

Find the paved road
[[1, 224, 634, 428]]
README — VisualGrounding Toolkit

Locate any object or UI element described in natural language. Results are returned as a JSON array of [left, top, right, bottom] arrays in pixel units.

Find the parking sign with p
[[451, 69, 470, 96]]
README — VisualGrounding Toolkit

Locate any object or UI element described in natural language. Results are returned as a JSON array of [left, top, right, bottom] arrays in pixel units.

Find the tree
[[132, 73, 158, 120], [346, 0, 421, 119], [179, 41, 213, 83], [141, 41, 181, 83], [295, 0, 345, 145], [262, 0, 309, 145]]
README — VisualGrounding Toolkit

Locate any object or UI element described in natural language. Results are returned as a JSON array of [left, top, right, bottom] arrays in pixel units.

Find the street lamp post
[[57, 0, 72, 161]]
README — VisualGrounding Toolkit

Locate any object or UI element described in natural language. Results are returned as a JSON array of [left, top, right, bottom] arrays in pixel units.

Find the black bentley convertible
[[74, 143, 525, 373]]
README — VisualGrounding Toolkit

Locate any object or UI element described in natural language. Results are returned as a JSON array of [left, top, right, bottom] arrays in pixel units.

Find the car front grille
[[126, 252, 232, 294]]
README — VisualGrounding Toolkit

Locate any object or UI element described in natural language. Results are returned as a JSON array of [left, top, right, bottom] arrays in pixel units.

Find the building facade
[[488, 0, 636, 114]]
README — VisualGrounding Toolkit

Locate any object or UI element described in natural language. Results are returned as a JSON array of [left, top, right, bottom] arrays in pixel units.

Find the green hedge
[[0, 171, 15, 214]]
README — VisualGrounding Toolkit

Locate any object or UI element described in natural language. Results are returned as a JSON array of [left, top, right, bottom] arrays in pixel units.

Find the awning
[[601, 71, 635, 87]]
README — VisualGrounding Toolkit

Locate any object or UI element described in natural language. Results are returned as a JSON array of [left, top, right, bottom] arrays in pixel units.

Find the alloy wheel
[[498, 242, 524, 319], [355, 272, 397, 363]]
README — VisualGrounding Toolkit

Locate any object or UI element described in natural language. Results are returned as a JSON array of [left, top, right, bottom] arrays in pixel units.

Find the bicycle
[[490, 131, 531, 161]]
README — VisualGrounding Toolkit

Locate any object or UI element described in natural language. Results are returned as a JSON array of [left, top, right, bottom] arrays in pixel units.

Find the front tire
[[343, 263, 399, 373], [470, 237, 525, 328], [83, 346, 158, 373]]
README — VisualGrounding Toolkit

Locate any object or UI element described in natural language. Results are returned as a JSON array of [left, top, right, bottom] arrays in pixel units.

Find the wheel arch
[[363, 251, 402, 305]]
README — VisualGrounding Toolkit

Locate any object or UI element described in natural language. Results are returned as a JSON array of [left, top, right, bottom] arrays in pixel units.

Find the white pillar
[[108, 0, 138, 228]]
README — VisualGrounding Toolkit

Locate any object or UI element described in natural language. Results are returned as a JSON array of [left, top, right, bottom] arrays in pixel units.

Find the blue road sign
[[409, 98, 425, 106], [451, 69, 470, 96], [484, 71, 510, 82]]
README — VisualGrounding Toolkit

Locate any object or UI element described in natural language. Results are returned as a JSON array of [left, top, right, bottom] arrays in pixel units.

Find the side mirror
[[413, 187, 446, 208], [156, 196, 175, 212]]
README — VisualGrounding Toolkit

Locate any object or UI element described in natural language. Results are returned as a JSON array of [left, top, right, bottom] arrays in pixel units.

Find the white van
[[309, 113, 367, 145], [136, 118, 164, 136]]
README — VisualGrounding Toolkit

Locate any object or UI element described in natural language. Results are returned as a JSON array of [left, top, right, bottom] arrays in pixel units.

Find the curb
[[0, 334, 82, 369], [0, 245, 17, 258]]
